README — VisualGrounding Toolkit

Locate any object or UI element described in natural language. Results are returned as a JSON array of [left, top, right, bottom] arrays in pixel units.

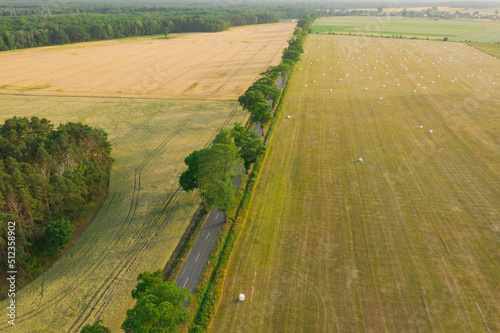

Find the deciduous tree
[[122, 278, 192, 333]]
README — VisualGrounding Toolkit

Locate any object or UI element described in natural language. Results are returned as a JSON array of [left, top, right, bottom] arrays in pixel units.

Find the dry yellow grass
[[0, 95, 248, 332], [0, 23, 295, 100], [211, 35, 500, 332]]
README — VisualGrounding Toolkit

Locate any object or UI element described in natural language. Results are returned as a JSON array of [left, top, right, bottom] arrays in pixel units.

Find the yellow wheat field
[[0, 95, 248, 332], [0, 23, 295, 100]]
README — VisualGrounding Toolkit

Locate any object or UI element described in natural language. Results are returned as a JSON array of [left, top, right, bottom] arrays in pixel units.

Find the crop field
[[0, 95, 247, 332], [211, 35, 500, 332], [381, 7, 500, 16], [469, 42, 500, 58], [311, 17, 500, 42], [0, 22, 295, 100]]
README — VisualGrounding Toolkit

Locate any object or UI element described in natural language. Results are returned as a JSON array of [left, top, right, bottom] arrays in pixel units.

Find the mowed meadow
[[211, 35, 500, 332], [0, 22, 295, 100], [311, 16, 500, 42], [0, 95, 248, 332]]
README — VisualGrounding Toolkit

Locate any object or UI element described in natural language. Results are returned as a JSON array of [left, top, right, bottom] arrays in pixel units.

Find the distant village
[[325, 7, 498, 20]]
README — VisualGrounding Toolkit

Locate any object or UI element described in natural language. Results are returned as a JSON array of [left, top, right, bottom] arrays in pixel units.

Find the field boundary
[[466, 42, 500, 59], [163, 204, 208, 281], [0, 187, 109, 299], [187, 65, 295, 332]]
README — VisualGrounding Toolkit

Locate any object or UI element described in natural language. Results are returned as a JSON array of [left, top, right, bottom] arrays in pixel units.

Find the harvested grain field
[[211, 35, 500, 332], [0, 22, 295, 100], [0, 95, 247, 332]]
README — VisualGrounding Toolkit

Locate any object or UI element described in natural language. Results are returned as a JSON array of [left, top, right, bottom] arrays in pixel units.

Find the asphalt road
[[174, 77, 287, 300], [252, 122, 263, 136], [175, 176, 243, 304], [176, 75, 284, 301]]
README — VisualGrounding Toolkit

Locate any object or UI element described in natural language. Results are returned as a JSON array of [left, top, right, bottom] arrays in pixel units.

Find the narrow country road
[[175, 208, 226, 293], [175, 176, 243, 301]]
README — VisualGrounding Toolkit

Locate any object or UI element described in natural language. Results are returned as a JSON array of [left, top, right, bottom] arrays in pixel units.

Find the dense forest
[[0, 4, 320, 51], [0, 117, 113, 278]]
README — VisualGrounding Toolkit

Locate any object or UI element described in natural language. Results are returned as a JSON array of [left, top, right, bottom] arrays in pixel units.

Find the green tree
[[80, 319, 111, 333], [250, 103, 272, 127], [238, 90, 266, 112], [213, 129, 233, 146], [198, 143, 243, 211], [163, 27, 169, 38], [238, 135, 265, 170], [282, 49, 301, 63], [132, 269, 164, 300], [122, 281, 192, 333], [179, 148, 209, 192], [249, 84, 281, 101], [180, 143, 243, 212], [230, 122, 248, 145], [43, 218, 73, 255]]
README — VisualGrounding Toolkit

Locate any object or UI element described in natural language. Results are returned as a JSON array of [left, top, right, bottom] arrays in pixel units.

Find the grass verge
[[187, 69, 294, 333]]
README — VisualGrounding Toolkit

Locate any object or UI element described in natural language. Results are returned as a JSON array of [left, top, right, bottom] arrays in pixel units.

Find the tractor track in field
[[110, 105, 166, 147], [68, 104, 204, 331], [4, 102, 241, 332], [10, 104, 204, 329], [210, 35, 284, 95], [7, 39, 192, 92], [68, 104, 240, 332]]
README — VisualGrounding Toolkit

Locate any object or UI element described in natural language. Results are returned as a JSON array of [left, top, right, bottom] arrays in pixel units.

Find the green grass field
[[211, 35, 500, 332], [0, 95, 247, 332], [469, 42, 500, 58], [312, 16, 500, 42]]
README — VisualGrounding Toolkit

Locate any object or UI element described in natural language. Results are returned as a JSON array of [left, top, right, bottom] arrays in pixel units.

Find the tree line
[[0, 4, 320, 51], [238, 15, 312, 129], [327, 6, 498, 20], [78, 14, 316, 333], [179, 14, 314, 213], [0, 117, 113, 278]]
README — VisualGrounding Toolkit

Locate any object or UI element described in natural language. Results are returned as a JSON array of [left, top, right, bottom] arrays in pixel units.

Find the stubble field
[[0, 95, 247, 332], [0, 22, 295, 100], [211, 35, 500, 332]]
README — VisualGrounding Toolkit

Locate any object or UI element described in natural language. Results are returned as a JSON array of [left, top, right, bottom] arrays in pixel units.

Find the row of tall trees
[[0, 4, 319, 51], [113, 17, 316, 333], [238, 15, 313, 128], [179, 15, 315, 212], [179, 123, 264, 213], [0, 117, 113, 277]]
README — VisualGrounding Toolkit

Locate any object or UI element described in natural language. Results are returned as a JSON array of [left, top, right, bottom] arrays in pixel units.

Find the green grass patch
[[187, 82, 199, 91], [380, 23, 482, 30], [312, 16, 500, 42], [467, 42, 500, 58], [311, 25, 355, 33], [20, 84, 51, 91]]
